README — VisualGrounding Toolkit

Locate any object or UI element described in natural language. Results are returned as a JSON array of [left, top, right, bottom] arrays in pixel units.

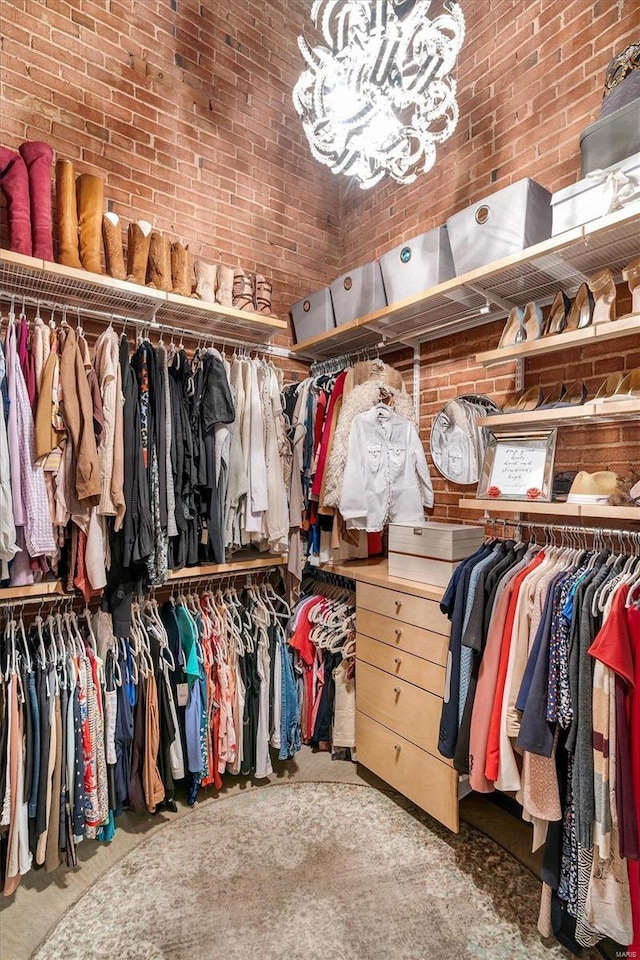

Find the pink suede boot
[[18, 141, 54, 261], [0, 146, 32, 255]]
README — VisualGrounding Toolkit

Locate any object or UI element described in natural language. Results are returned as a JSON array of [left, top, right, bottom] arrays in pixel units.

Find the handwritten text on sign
[[491, 443, 547, 496]]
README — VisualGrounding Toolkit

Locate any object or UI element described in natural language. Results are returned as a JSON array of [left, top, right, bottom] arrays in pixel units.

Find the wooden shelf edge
[[480, 399, 640, 430], [477, 312, 640, 367], [459, 499, 640, 522]]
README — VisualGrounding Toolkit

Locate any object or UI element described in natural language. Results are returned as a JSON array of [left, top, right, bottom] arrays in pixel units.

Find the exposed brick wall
[[0, 0, 341, 360], [1, 0, 638, 518]]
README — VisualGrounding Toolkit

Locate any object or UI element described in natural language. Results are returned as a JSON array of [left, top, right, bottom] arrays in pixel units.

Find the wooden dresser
[[330, 559, 464, 832]]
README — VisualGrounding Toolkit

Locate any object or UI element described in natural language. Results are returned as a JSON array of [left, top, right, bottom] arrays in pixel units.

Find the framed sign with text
[[477, 430, 558, 502]]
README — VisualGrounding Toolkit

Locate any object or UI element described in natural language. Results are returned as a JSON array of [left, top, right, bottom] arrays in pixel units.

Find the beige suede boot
[[194, 261, 217, 302], [102, 212, 126, 280], [126, 220, 152, 285], [216, 264, 234, 308]]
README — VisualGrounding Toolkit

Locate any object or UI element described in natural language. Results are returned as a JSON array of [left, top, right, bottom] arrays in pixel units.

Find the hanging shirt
[[339, 405, 433, 532]]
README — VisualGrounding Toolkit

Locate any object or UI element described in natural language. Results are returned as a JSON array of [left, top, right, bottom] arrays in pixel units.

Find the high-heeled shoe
[[539, 383, 567, 409], [592, 372, 624, 401], [502, 386, 544, 412], [543, 291, 571, 336], [498, 306, 525, 348], [602, 367, 640, 400], [587, 268, 617, 324], [622, 257, 640, 316], [565, 283, 595, 331], [521, 301, 543, 341], [553, 379, 588, 407]]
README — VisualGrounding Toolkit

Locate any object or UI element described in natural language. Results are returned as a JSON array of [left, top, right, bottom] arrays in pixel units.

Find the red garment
[[367, 531, 384, 556], [484, 552, 545, 783], [289, 596, 324, 742], [310, 389, 327, 483], [311, 371, 347, 499]]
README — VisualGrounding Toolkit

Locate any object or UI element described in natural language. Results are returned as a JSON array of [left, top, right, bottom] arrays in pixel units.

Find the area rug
[[32, 782, 594, 960]]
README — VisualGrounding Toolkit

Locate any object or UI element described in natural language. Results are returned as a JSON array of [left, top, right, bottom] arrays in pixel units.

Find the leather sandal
[[232, 268, 257, 311], [587, 268, 617, 324], [255, 274, 277, 317], [543, 291, 571, 336]]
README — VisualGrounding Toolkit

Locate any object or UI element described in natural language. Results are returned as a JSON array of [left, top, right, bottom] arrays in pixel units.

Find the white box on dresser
[[388, 521, 484, 587]]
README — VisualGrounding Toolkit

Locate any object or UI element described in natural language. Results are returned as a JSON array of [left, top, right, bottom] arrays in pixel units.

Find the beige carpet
[[29, 781, 598, 960]]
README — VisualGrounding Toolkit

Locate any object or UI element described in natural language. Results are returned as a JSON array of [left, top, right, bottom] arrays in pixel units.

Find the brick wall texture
[[1, 0, 639, 519]]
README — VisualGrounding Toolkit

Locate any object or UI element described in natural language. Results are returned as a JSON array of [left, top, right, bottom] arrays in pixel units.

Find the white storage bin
[[551, 151, 640, 236], [446, 179, 552, 275], [291, 287, 335, 343], [380, 226, 455, 304], [330, 260, 387, 326]]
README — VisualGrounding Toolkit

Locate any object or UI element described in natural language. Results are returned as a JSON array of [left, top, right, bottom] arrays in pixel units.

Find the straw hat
[[567, 470, 619, 503]]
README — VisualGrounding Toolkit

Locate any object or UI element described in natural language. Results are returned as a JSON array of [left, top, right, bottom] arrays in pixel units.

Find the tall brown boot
[[146, 230, 172, 291], [55, 159, 81, 268], [194, 261, 217, 302], [126, 220, 152, 285], [171, 242, 192, 297], [76, 173, 104, 273], [232, 268, 256, 311], [216, 265, 234, 308], [102, 212, 126, 280], [255, 274, 276, 317]]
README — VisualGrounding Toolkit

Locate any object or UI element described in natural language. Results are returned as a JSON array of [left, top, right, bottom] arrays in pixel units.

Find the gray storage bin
[[291, 287, 335, 343], [330, 260, 387, 326], [580, 99, 640, 175], [380, 226, 455, 304], [446, 179, 552, 276]]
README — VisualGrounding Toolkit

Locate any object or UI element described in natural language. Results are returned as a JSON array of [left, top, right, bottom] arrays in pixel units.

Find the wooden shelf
[[478, 397, 640, 431], [476, 311, 640, 367], [0, 249, 288, 344], [459, 499, 640, 522], [0, 555, 287, 603], [319, 558, 444, 602], [290, 202, 640, 360]]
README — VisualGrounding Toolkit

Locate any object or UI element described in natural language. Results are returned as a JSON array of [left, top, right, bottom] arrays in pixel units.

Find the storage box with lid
[[330, 260, 387, 326], [388, 521, 485, 588], [580, 99, 640, 174], [551, 151, 640, 236], [291, 287, 335, 343], [446, 178, 553, 276], [379, 226, 455, 305]]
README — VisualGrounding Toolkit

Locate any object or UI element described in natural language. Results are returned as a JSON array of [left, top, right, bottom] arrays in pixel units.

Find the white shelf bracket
[[515, 356, 524, 391]]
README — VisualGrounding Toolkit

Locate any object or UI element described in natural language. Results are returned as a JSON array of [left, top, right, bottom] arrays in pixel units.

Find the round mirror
[[430, 394, 500, 485]]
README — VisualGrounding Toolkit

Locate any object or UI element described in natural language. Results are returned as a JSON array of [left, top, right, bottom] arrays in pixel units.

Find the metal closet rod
[[0, 288, 294, 358], [487, 517, 640, 541]]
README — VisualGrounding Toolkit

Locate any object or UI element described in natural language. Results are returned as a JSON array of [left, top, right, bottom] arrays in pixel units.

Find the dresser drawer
[[356, 660, 449, 762], [356, 609, 449, 667], [357, 581, 450, 636], [357, 633, 445, 698], [356, 711, 459, 832]]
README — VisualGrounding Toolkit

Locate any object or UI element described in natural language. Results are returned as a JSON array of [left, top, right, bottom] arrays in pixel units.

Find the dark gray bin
[[446, 178, 552, 276], [380, 226, 455, 304], [580, 99, 640, 175], [291, 287, 335, 343]]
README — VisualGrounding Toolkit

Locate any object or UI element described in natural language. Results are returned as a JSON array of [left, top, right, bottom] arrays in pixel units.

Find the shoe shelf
[[290, 202, 640, 360], [459, 499, 640, 522], [0, 249, 288, 344], [477, 397, 640, 431], [0, 554, 287, 602], [476, 311, 640, 367]]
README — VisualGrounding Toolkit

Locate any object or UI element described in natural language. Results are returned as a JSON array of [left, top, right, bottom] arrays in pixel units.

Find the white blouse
[[340, 405, 433, 532]]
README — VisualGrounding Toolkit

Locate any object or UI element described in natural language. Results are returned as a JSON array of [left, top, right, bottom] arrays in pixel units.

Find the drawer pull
[[394, 743, 401, 752], [394, 657, 401, 666], [393, 686, 401, 695], [394, 628, 402, 640], [394, 600, 402, 613]]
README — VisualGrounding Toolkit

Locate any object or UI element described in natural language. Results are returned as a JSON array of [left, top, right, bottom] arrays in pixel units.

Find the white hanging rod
[[486, 517, 640, 542], [0, 288, 296, 360]]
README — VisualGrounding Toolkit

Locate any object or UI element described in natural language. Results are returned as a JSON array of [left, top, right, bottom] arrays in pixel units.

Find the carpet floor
[[31, 781, 598, 960]]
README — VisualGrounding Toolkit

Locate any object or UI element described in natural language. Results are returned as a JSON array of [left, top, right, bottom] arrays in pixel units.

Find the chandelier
[[293, 0, 465, 190]]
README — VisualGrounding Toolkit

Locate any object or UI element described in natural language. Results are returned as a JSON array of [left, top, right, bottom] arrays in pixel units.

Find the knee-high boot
[[55, 159, 81, 268], [0, 147, 32, 255], [18, 141, 54, 261], [76, 173, 104, 273]]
